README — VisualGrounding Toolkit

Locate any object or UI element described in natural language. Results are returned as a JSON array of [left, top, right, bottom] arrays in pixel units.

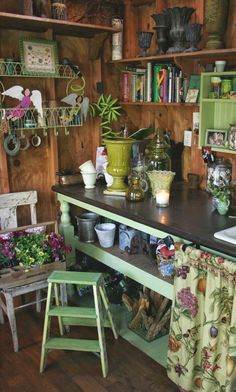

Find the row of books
[[121, 63, 198, 104]]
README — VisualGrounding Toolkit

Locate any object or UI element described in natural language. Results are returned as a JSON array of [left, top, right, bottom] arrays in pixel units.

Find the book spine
[[122, 72, 129, 102], [131, 74, 137, 102], [153, 64, 162, 103], [168, 67, 172, 103], [146, 62, 152, 102]]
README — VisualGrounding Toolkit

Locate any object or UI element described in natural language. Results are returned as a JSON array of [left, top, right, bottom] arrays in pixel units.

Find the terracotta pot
[[205, 0, 229, 49]]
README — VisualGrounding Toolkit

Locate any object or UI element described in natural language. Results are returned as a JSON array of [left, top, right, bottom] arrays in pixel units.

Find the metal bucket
[[76, 212, 99, 243]]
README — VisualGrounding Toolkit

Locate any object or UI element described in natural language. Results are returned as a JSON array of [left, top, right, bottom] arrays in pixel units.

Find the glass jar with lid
[[207, 157, 232, 192], [145, 130, 171, 171]]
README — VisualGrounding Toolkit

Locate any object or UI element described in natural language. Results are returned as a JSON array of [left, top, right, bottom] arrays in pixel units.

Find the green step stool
[[40, 271, 118, 377]]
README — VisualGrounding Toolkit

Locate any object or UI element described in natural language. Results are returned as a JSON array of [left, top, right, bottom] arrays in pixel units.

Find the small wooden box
[[0, 260, 66, 290]]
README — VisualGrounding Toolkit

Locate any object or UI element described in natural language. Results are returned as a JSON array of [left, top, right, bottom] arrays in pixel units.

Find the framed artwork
[[19, 37, 59, 76], [185, 88, 199, 103], [205, 129, 227, 148]]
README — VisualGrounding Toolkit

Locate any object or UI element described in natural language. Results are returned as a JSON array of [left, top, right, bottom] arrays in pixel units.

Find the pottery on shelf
[[184, 23, 202, 52], [151, 13, 170, 54], [105, 137, 135, 192], [137, 31, 153, 57], [163, 7, 195, 54], [205, 0, 229, 49]]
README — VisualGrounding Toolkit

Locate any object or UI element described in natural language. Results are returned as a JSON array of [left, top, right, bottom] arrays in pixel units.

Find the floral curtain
[[167, 246, 236, 392]]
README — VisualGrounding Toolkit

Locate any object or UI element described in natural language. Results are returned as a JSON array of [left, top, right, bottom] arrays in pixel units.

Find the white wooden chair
[[0, 190, 37, 231], [0, 191, 67, 352]]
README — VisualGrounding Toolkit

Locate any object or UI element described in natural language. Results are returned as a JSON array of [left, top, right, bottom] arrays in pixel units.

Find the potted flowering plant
[[208, 179, 231, 215], [0, 230, 72, 270]]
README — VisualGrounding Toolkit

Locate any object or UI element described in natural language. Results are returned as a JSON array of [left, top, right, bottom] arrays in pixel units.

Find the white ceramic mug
[[215, 60, 226, 72], [79, 160, 96, 173], [81, 171, 97, 189]]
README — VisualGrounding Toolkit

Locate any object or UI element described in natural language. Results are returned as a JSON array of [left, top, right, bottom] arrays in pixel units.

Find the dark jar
[[126, 176, 144, 202], [145, 130, 171, 171]]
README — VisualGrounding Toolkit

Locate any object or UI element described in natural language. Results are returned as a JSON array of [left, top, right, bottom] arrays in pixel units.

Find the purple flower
[[177, 287, 198, 317], [175, 364, 184, 377]]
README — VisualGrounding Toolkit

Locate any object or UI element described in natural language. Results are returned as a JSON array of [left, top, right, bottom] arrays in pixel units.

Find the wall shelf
[[0, 61, 79, 78], [0, 12, 117, 38], [0, 106, 83, 133], [111, 48, 236, 65], [121, 102, 199, 107]]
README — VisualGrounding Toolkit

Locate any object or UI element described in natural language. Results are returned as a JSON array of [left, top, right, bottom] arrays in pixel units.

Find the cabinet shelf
[[0, 61, 79, 78], [199, 71, 236, 150], [75, 240, 173, 300], [111, 48, 236, 65], [0, 12, 117, 38]]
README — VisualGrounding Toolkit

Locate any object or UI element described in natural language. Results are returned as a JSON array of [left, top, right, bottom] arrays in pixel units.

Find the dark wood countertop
[[52, 182, 236, 259]]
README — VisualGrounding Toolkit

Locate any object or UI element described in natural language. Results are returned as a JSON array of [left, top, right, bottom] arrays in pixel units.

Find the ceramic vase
[[151, 13, 170, 54], [163, 7, 195, 54], [216, 199, 230, 215], [137, 31, 153, 57], [184, 23, 202, 52], [105, 138, 135, 192], [205, 0, 229, 49]]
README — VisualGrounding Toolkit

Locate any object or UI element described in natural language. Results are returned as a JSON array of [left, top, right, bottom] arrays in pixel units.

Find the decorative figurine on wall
[[2, 85, 43, 121], [61, 93, 89, 124]]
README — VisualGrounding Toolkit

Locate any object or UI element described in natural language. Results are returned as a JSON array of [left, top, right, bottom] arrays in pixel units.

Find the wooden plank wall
[[0, 0, 100, 225]]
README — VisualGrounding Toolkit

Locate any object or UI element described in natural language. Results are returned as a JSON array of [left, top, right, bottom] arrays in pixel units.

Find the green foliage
[[208, 179, 230, 203], [89, 94, 122, 141]]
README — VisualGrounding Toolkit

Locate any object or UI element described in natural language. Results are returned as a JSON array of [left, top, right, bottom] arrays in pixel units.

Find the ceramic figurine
[[2, 85, 43, 121]]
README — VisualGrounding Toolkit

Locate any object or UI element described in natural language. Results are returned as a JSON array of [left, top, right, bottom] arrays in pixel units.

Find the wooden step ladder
[[40, 271, 118, 377]]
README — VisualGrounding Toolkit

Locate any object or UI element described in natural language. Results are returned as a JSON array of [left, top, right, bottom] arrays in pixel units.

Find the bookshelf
[[199, 71, 236, 155]]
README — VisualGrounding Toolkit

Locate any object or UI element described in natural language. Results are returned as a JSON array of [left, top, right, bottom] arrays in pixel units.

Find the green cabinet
[[199, 71, 236, 154]]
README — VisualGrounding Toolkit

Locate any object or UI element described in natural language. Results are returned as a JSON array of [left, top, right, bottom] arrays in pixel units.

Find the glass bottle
[[146, 130, 171, 171], [126, 175, 144, 202]]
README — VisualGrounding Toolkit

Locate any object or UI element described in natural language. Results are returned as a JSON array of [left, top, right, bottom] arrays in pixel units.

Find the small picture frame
[[185, 88, 199, 103], [205, 129, 228, 148], [19, 37, 59, 76]]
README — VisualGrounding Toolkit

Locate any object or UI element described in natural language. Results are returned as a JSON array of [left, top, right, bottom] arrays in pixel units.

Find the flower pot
[[105, 138, 135, 192], [216, 199, 230, 215], [95, 223, 116, 248]]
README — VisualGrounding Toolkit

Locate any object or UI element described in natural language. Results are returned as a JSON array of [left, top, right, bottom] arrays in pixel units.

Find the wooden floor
[[0, 307, 178, 392]]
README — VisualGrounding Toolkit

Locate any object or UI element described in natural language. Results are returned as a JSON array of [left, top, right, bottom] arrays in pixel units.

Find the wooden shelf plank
[[121, 102, 199, 107], [111, 48, 236, 64], [0, 12, 117, 37]]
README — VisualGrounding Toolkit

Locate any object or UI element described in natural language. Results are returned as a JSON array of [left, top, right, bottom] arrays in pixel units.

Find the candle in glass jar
[[156, 190, 170, 207]]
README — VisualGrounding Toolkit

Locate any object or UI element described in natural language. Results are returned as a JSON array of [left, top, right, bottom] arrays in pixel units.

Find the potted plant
[[0, 229, 72, 270], [89, 94, 122, 142], [208, 180, 231, 215]]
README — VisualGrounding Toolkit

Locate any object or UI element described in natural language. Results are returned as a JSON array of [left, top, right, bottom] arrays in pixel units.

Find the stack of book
[[121, 62, 193, 104]]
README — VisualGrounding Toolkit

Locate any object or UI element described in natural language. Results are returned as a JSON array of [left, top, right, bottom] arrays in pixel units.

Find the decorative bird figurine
[[2, 85, 43, 121]]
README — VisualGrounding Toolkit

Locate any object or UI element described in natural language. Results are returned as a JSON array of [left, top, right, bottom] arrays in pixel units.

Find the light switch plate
[[184, 130, 192, 147]]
